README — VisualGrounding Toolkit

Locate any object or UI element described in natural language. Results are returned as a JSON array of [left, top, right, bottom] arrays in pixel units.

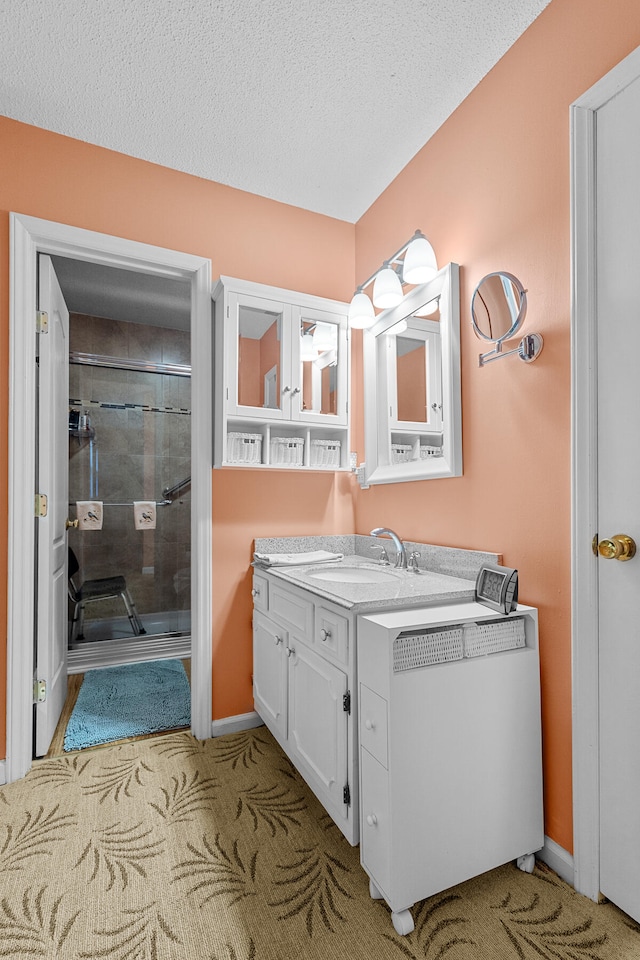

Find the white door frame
[[6, 213, 213, 782], [571, 45, 640, 901]]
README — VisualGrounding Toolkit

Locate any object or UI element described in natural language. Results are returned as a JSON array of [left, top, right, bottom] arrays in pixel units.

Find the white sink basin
[[307, 565, 399, 584]]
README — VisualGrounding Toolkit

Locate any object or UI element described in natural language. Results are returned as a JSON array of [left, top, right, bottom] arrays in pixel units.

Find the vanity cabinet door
[[287, 641, 349, 824], [253, 611, 288, 742]]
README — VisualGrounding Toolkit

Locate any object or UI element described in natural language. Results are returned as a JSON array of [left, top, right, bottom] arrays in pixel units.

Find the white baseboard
[[210, 711, 263, 737], [0, 759, 6, 785], [537, 836, 575, 886]]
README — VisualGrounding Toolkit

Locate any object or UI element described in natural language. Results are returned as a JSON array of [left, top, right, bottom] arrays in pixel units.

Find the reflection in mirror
[[363, 263, 462, 485], [237, 304, 282, 409], [471, 271, 526, 343], [396, 337, 427, 423], [300, 319, 338, 416]]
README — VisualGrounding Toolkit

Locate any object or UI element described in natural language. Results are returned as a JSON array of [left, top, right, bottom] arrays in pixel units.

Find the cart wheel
[[517, 853, 536, 874], [369, 878, 384, 900], [391, 909, 414, 936]]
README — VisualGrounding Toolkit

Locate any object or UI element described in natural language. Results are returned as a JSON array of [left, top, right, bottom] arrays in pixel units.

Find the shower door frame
[[7, 213, 213, 782]]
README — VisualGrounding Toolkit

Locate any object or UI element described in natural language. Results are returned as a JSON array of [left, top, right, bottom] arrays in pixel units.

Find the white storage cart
[[357, 602, 543, 935]]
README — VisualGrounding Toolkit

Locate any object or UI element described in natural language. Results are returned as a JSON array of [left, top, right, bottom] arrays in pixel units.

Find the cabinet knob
[[366, 814, 378, 827], [274, 635, 283, 645], [365, 719, 375, 730], [282, 385, 290, 393], [320, 627, 331, 641], [286, 647, 294, 658], [291, 386, 300, 396], [251, 588, 259, 597]]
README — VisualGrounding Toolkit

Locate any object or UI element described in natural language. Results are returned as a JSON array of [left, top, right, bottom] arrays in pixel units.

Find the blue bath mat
[[64, 659, 191, 751]]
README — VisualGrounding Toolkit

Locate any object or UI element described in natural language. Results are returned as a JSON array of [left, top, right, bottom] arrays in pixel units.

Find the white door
[[596, 70, 640, 922], [288, 641, 348, 821], [253, 611, 288, 741], [35, 255, 70, 756]]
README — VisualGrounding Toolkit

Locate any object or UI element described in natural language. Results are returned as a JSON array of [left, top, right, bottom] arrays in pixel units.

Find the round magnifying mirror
[[471, 272, 526, 344]]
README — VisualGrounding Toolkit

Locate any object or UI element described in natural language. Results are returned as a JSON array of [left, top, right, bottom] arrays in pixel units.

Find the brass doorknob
[[65, 518, 79, 530], [598, 534, 636, 561]]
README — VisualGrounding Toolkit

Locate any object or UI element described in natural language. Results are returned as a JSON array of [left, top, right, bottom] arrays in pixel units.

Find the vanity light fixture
[[373, 264, 404, 309], [403, 235, 438, 284], [347, 229, 438, 329], [348, 291, 377, 329]]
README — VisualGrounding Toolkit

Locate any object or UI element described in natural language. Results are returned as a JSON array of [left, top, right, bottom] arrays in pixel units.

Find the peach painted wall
[[1, 0, 639, 857], [352, 0, 640, 852], [0, 116, 356, 757]]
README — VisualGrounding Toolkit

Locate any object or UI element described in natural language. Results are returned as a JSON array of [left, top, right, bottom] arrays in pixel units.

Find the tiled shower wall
[[68, 313, 190, 624]]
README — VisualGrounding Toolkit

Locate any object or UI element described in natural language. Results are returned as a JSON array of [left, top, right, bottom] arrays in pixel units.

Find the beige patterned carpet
[[0, 726, 638, 959]]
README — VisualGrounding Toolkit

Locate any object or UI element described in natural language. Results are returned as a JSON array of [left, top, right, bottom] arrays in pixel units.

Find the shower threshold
[[67, 610, 191, 673]]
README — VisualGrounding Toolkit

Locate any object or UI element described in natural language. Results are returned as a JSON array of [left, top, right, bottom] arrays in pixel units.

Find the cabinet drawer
[[360, 747, 391, 895], [360, 684, 389, 768], [252, 572, 269, 612], [270, 584, 314, 639], [315, 605, 349, 664]]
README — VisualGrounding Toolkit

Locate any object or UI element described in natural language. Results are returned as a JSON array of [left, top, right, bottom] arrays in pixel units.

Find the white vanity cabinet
[[357, 602, 544, 935], [213, 277, 350, 470], [252, 572, 358, 844]]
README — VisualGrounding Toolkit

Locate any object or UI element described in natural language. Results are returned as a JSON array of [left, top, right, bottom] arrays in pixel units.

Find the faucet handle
[[408, 551, 421, 572], [371, 545, 391, 565]]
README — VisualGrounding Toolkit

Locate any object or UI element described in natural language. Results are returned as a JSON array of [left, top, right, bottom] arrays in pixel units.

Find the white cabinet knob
[[320, 628, 331, 641], [274, 635, 283, 645], [365, 719, 375, 730], [251, 588, 259, 597], [366, 814, 378, 827]]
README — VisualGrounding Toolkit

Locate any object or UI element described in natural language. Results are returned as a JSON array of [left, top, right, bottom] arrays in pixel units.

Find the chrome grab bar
[[162, 475, 191, 499]]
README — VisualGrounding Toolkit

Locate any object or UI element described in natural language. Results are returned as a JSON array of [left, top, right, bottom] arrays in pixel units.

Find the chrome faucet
[[370, 527, 408, 569]]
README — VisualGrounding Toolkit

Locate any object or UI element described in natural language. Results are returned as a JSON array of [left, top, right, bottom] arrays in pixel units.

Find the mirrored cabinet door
[[388, 321, 442, 432], [227, 292, 291, 419], [293, 306, 348, 426]]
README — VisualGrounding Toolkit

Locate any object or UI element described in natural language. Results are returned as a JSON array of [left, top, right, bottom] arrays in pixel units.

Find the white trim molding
[[0, 760, 6, 786], [6, 213, 213, 782], [538, 837, 575, 888], [571, 45, 640, 904], [211, 712, 264, 738]]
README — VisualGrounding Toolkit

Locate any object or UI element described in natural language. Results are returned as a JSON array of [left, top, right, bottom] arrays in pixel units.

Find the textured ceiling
[[52, 257, 191, 330], [4, 1, 550, 222]]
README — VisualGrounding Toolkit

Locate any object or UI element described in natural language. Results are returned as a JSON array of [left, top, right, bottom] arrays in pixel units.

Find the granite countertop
[[258, 554, 477, 612], [253, 535, 501, 613]]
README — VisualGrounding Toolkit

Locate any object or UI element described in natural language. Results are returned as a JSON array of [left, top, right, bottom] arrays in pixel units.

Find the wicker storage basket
[[310, 438, 341, 467], [393, 625, 464, 673], [270, 436, 304, 466], [227, 432, 262, 464]]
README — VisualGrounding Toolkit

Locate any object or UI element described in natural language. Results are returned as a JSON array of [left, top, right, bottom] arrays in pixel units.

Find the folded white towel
[[76, 501, 103, 531], [134, 501, 156, 530], [253, 550, 343, 566]]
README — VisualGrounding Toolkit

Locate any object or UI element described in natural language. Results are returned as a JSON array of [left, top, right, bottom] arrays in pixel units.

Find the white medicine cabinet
[[213, 277, 350, 470], [362, 263, 462, 485]]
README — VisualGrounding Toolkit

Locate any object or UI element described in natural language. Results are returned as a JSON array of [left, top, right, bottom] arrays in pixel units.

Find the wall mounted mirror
[[471, 271, 543, 365], [362, 263, 462, 485]]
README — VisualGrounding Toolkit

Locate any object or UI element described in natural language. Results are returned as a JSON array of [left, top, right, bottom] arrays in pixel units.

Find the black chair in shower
[[67, 547, 146, 643]]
